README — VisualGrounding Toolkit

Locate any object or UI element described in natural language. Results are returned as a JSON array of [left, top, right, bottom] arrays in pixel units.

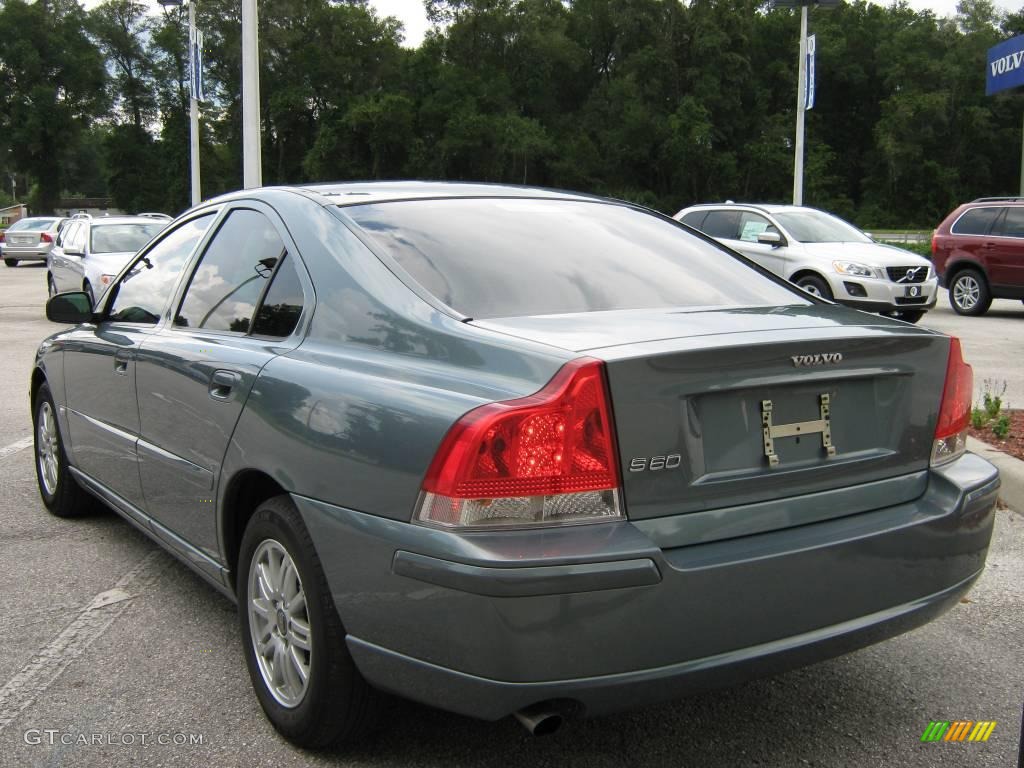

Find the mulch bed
[[968, 408, 1024, 463]]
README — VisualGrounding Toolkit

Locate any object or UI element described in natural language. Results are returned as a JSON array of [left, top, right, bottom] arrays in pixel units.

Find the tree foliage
[[0, 0, 1020, 226]]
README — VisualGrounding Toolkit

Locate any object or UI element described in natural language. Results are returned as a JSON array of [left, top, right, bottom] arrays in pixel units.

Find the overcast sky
[[369, 0, 1024, 48]]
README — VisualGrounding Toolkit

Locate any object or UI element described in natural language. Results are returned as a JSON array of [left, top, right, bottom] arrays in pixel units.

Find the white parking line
[[0, 436, 33, 461], [0, 549, 171, 733]]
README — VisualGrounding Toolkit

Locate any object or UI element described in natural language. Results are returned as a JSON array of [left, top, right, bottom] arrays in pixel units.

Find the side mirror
[[757, 231, 784, 248], [46, 291, 94, 324], [63, 246, 84, 257]]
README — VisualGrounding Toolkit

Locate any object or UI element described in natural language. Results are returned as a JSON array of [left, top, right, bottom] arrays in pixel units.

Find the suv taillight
[[931, 337, 972, 466], [414, 358, 623, 529], [930, 229, 937, 257]]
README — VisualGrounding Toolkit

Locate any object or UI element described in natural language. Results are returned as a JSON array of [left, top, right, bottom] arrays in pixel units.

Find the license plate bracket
[[761, 393, 836, 467], [904, 285, 922, 297]]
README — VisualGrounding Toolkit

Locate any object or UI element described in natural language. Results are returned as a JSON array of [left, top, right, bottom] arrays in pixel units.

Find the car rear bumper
[[293, 452, 998, 720], [2, 247, 48, 260]]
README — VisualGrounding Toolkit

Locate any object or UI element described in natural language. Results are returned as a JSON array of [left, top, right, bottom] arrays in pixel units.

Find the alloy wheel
[[247, 539, 313, 708], [952, 275, 980, 311], [36, 401, 59, 496]]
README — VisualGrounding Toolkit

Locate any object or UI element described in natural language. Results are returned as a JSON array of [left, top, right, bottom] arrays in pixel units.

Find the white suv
[[674, 203, 938, 323]]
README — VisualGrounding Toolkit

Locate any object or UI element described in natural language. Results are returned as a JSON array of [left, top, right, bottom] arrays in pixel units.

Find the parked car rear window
[[344, 199, 806, 320], [700, 210, 741, 239], [8, 218, 58, 231], [90, 223, 165, 254], [951, 207, 1000, 236]]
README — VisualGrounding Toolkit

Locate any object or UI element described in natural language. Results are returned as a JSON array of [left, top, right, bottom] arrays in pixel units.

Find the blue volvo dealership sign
[[987, 35, 1024, 95]]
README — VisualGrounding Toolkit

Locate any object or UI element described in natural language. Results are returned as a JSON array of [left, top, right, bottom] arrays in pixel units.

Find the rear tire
[[33, 383, 94, 518], [948, 269, 991, 316], [237, 496, 382, 749], [794, 274, 834, 301], [4, 258, 17, 267]]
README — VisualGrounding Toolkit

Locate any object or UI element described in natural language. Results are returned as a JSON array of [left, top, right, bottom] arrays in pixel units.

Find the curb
[[967, 436, 1024, 512]]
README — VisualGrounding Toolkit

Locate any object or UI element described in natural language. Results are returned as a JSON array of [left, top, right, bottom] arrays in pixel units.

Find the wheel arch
[[788, 268, 830, 285], [220, 468, 291, 594], [944, 259, 989, 286]]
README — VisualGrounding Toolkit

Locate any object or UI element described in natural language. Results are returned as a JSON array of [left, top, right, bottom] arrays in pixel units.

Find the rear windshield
[[90, 222, 165, 254], [8, 218, 58, 231], [343, 199, 806, 319]]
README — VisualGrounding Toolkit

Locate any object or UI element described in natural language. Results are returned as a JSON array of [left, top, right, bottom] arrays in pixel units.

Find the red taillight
[[930, 230, 937, 257], [40, 232, 53, 243], [0, 231, 5, 243], [416, 358, 623, 528], [932, 337, 973, 465]]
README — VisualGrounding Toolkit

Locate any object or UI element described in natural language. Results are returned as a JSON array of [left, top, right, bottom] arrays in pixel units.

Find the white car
[[47, 214, 169, 306], [674, 203, 938, 322]]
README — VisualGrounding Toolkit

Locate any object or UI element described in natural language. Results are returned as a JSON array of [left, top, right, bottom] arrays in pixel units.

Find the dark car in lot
[[33, 183, 998, 748], [932, 197, 1024, 315]]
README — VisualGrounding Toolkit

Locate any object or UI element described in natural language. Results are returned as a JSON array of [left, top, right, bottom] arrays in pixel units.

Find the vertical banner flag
[[805, 34, 816, 110], [189, 27, 205, 101]]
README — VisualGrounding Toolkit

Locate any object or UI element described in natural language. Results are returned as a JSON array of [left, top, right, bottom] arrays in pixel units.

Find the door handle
[[113, 350, 131, 375], [209, 370, 240, 401]]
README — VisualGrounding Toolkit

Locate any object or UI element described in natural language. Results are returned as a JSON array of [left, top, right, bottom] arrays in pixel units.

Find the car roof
[[300, 181, 602, 205], [79, 216, 168, 226], [681, 202, 818, 215]]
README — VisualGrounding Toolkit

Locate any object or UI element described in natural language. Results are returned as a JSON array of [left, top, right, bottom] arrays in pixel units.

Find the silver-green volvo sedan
[[32, 183, 999, 748]]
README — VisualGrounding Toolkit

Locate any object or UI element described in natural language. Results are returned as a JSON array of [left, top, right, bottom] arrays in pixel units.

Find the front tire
[[238, 496, 381, 749], [5, 258, 18, 267], [47, 274, 57, 298], [33, 383, 94, 517], [794, 274, 834, 301], [949, 269, 991, 316], [83, 281, 95, 308]]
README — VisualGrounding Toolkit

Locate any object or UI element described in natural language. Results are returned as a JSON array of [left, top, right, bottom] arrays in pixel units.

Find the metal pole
[[189, 0, 201, 206], [241, 0, 262, 189], [793, 3, 808, 206]]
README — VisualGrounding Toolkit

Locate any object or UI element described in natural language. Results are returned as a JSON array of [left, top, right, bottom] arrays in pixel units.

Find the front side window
[[992, 207, 1024, 238], [951, 207, 1000, 236], [90, 223, 165, 254], [108, 213, 215, 324], [175, 209, 285, 333], [344, 198, 807, 320], [737, 212, 776, 242]]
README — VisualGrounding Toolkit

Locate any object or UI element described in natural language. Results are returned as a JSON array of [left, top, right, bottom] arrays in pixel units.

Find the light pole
[[158, 0, 202, 206], [241, 0, 262, 188], [771, 0, 837, 206]]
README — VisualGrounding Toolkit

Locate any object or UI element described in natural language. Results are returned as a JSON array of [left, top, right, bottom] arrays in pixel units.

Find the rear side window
[[992, 207, 1024, 238], [251, 255, 305, 337], [176, 209, 285, 333], [679, 211, 707, 229], [951, 207, 1000, 235], [344, 199, 806, 320], [700, 210, 741, 239]]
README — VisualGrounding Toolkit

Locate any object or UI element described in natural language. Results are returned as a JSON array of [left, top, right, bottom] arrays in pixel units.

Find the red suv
[[932, 197, 1024, 315]]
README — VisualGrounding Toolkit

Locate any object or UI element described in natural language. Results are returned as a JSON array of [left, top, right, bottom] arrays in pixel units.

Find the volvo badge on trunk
[[791, 352, 843, 367]]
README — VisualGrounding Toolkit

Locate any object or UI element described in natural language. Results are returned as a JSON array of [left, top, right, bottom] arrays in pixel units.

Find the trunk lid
[[473, 305, 949, 521]]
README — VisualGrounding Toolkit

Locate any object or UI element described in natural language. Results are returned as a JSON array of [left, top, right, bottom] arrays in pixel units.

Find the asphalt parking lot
[[0, 263, 1020, 767]]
